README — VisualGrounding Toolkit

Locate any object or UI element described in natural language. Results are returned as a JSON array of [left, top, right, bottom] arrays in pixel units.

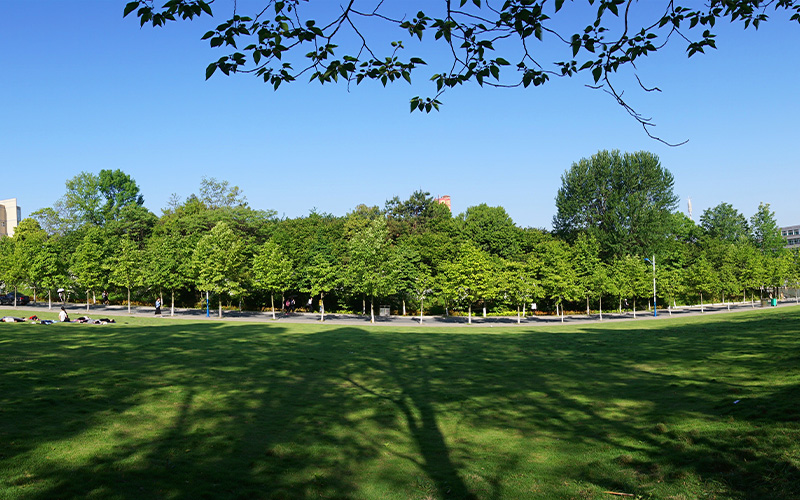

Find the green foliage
[[71, 226, 111, 295], [197, 176, 248, 209], [538, 237, 580, 310], [109, 237, 144, 311], [439, 243, 496, 319], [124, 0, 800, 140], [192, 221, 249, 298], [554, 150, 679, 259], [686, 255, 720, 304], [750, 202, 784, 254], [98, 169, 145, 222], [458, 203, 521, 259], [700, 202, 749, 242], [252, 240, 294, 296]]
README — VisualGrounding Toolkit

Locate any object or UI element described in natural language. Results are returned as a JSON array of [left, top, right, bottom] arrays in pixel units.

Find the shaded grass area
[[1, 307, 799, 499]]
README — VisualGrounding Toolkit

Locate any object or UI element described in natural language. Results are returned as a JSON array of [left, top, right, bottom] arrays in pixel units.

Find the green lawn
[[1, 308, 799, 500]]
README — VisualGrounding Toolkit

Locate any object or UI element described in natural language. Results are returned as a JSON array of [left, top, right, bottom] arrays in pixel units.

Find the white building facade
[[0, 198, 22, 237]]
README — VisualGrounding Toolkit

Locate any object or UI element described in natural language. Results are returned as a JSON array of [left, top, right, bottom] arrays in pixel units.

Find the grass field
[[1, 307, 799, 500]]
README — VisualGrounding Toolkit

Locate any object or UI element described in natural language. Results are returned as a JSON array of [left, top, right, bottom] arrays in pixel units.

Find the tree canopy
[[553, 149, 679, 259], [124, 0, 800, 143]]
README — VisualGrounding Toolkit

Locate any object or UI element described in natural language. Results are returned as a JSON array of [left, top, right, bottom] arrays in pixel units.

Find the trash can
[[760, 299, 768, 308], [771, 298, 778, 307], [379, 305, 390, 317]]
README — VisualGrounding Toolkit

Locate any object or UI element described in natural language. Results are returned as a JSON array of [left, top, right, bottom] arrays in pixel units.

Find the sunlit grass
[[1, 307, 799, 499]]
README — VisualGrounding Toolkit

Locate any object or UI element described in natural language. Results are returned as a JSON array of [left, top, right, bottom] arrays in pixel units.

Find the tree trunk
[[599, 296, 603, 321], [362, 296, 366, 315], [127, 288, 131, 314], [171, 290, 175, 317], [522, 302, 526, 319], [271, 292, 276, 320], [586, 296, 590, 315], [482, 303, 486, 318], [633, 298, 637, 318], [402, 299, 406, 316], [560, 299, 564, 323], [320, 292, 325, 322], [419, 296, 424, 324], [370, 297, 375, 323], [219, 297, 222, 318], [86, 290, 90, 312], [48, 290, 52, 310], [468, 303, 472, 325], [619, 297, 622, 313], [517, 305, 521, 324], [33, 287, 37, 305], [700, 292, 704, 313]]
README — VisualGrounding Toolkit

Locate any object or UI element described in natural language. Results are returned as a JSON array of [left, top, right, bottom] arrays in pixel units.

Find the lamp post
[[644, 256, 657, 317]]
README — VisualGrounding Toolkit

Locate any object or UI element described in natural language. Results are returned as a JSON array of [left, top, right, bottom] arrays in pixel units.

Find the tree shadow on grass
[[0, 309, 798, 499]]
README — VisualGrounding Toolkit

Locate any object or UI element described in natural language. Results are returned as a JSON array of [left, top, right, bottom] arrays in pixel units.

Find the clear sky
[[1, 1, 798, 229]]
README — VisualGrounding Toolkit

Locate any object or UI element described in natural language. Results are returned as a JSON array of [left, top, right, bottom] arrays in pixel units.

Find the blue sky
[[1, 1, 798, 229]]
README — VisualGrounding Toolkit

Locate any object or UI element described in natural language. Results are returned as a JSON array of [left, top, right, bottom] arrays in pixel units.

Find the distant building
[[0, 198, 21, 237], [435, 195, 451, 212], [781, 225, 800, 249]]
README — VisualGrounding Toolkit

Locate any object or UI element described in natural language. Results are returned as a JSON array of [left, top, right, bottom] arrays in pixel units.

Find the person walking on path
[[155, 297, 162, 315]]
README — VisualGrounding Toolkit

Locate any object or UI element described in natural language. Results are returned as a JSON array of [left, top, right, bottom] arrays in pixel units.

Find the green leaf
[[205, 63, 217, 80], [592, 66, 602, 83], [123, 1, 139, 17]]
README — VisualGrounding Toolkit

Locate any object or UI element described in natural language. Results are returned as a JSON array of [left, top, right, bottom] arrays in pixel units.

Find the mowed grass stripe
[[1, 307, 798, 499]]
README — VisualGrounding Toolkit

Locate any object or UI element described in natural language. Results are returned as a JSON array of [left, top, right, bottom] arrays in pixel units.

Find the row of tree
[[1, 154, 797, 322]]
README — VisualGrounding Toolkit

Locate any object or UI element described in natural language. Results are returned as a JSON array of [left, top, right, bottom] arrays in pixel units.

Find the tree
[[197, 176, 247, 209], [439, 243, 495, 324], [659, 265, 685, 313], [572, 232, 605, 317], [686, 256, 719, 312], [192, 221, 249, 318], [609, 254, 649, 317], [408, 264, 435, 324], [539, 238, 580, 322], [500, 259, 540, 324], [700, 202, 749, 242], [458, 204, 521, 259], [144, 234, 194, 316], [109, 237, 144, 314], [71, 226, 111, 310], [50, 170, 146, 228], [553, 150, 679, 259], [384, 190, 452, 238], [124, 1, 800, 142], [98, 169, 145, 222], [30, 239, 64, 309], [345, 219, 399, 323], [252, 240, 294, 319], [750, 202, 784, 255], [304, 253, 339, 322], [10, 219, 48, 304]]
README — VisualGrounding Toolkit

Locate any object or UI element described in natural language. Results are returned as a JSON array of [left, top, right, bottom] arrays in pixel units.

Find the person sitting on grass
[[59, 307, 70, 322]]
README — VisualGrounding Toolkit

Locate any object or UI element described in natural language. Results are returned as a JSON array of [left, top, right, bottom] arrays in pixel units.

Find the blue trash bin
[[771, 298, 778, 307]]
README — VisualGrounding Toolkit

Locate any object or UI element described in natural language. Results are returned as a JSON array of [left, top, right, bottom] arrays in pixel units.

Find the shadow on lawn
[[0, 310, 798, 499]]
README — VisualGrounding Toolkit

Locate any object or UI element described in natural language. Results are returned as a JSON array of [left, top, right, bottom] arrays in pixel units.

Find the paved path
[[4, 298, 799, 327]]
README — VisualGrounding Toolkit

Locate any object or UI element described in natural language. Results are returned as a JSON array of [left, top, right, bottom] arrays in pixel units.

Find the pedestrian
[[307, 297, 313, 311], [290, 298, 296, 312], [102, 290, 109, 305], [155, 297, 162, 315]]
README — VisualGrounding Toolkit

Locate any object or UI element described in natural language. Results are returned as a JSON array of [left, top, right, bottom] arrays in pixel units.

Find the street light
[[644, 256, 657, 317]]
